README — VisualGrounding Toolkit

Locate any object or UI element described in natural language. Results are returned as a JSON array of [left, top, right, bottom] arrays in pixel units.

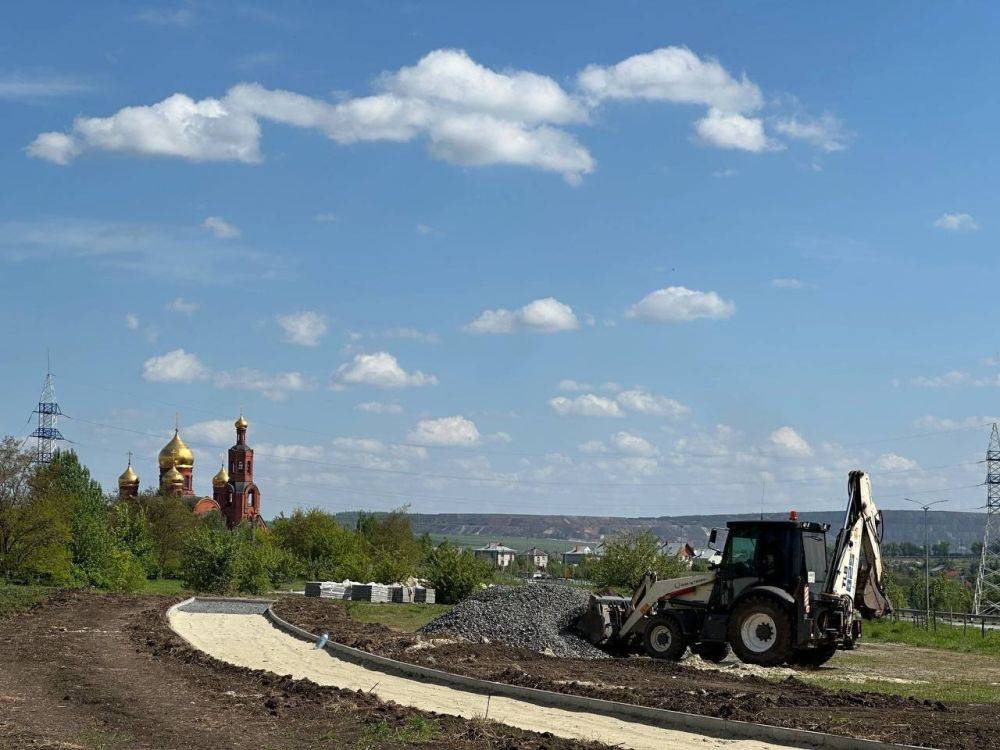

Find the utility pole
[[905, 497, 948, 622], [29, 356, 66, 466], [975, 423, 1000, 614]]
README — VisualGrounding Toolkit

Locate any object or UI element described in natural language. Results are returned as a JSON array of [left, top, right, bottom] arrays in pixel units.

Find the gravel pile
[[419, 583, 608, 659]]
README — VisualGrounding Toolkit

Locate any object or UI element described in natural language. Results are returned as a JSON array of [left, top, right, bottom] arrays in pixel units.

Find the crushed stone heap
[[419, 583, 608, 659]]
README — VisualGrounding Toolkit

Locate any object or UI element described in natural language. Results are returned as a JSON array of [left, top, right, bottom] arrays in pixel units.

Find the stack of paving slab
[[390, 585, 414, 603], [350, 583, 391, 603], [305, 580, 355, 599], [413, 587, 436, 604]]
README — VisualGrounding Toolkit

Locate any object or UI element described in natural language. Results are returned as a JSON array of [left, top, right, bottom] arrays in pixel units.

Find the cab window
[[725, 530, 757, 577]]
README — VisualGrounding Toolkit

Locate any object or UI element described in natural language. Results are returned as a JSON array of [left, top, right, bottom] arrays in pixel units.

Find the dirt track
[[0, 591, 607, 750], [275, 596, 1000, 750]]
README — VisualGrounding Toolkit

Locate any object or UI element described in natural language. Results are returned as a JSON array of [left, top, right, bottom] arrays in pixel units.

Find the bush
[[357, 508, 421, 584], [271, 508, 369, 581], [180, 525, 298, 595], [589, 531, 690, 592], [422, 541, 491, 603]]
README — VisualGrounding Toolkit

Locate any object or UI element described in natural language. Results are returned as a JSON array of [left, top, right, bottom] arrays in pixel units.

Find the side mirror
[[708, 528, 727, 552]]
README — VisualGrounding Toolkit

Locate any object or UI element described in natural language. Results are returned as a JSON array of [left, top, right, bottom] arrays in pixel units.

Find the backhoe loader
[[577, 470, 891, 666]]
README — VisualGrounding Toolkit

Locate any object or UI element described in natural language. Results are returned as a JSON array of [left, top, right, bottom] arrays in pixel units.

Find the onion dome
[[118, 461, 139, 487], [212, 464, 229, 488], [159, 428, 194, 469], [235, 413, 248, 430], [162, 465, 184, 486]]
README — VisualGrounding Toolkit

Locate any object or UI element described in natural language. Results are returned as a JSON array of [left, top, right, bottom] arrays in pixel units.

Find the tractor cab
[[710, 519, 830, 608]]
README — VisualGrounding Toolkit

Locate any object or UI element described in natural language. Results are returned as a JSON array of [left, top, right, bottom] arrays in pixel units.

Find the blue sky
[[3, 2, 999, 522]]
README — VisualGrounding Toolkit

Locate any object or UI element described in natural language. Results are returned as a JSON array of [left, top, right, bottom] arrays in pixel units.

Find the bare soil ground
[[0, 590, 605, 750], [275, 596, 1000, 750]]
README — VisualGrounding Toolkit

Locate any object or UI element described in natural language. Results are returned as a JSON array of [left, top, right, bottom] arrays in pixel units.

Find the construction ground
[[2, 590, 1000, 750]]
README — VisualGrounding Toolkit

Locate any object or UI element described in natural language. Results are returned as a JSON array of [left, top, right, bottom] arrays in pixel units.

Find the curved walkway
[[169, 605, 781, 750]]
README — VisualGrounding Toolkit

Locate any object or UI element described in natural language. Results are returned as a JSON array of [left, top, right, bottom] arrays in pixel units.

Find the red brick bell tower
[[219, 412, 262, 529]]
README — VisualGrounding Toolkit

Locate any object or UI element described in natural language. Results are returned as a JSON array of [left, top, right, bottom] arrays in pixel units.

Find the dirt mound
[[419, 583, 607, 659]]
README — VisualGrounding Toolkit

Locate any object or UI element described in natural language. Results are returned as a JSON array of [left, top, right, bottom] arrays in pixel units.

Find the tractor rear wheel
[[642, 615, 687, 660], [728, 596, 792, 666]]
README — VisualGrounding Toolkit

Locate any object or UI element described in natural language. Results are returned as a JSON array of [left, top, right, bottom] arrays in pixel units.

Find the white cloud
[[626, 285, 735, 323], [712, 168, 738, 178], [142, 348, 209, 383], [768, 426, 813, 457], [135, 7, 195, 25], [185, 419, 235, 446], [549, 394, 624, 418], [771, 278, 804, 289], [772, 113, 850, 152], [610, 431, 659, 457], [874, 452, 918, 472], [616, 388, 690, 419], [0, 74, 89, 101], [408, 415, 481, 446], [213, 368, 314, 401], [264, 443, 324, 461], [166, 297, 199, 315], [277, 311, 328, 347], [558, 379, 592, 392], [355, 401, 404, 415], [934, 212, 979, 231], [464, 296, 579, 334], [578, 440, 608, 454], [577, 46, 762, 112], [381, 327, 440, 343], [0, 218, 288, 283], [25, 131, 79, 164], [333, 437, 387, 454], [695, 109, 775, 152], [910, 370, 971, 388], [314, 212, 339, 223], [125, 313, 140, 330], [914, 415, 999, 431], [416, 223, 433, 236], [29, 50, 594, 183], [334, 351, 437, 389], [201, 216, 241, 239]]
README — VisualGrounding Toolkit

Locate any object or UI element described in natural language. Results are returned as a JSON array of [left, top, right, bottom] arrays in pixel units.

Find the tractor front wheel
[[642, 615, 687, 660]]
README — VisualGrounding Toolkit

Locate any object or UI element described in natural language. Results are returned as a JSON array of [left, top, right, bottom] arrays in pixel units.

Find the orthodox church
[[117, 413, 264, 529]]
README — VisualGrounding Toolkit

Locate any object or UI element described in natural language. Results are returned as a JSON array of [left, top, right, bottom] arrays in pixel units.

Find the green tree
[[356, 507, 420, 583], [907, 573, 972, 613], [33, 451, 145, 591], [882, 569, 910, 609], [110, 500, 155, 575], [589, 531, 690, 592], [271, 507, 368, 580], [931, 541, 951, 557], [0, 437, 71, 581], [423, 541, 491, 603], [139, 492, 201, 578], [180, 525, 298, 595]]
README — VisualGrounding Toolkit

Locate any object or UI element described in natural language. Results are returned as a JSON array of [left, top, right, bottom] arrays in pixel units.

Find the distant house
[[473, 541, 518, 569], [521, 547, 549, 570], [563, 545, 594, 566], [661, 542, 696, 564]]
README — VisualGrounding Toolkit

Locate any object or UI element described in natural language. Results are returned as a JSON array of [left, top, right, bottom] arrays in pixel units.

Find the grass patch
[[0, 582, 56, 619], [805, 673, 1000, 703], [342, 601, 452, 632], [321, 715, 440, 748], [865, 617, 1000, 657], [137, 578, 187, 596], [72, 728, 135, 750]]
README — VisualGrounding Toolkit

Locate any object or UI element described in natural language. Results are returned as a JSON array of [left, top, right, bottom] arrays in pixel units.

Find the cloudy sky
[[3, 3, 998, 520]]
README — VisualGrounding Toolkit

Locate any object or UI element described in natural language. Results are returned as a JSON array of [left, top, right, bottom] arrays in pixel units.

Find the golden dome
[[118, 463, 139, 487], [159, 429, 194, 469], [212, 464, 229, 487], [235, 413, 248, 429], [162, 465, 184, 485]]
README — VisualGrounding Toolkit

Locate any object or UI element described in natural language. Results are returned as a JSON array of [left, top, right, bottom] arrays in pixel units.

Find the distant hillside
[[334, 509, 987, 551]]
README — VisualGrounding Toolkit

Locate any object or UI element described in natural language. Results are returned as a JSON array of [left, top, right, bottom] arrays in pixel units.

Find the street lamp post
[[905, 497, 949, 622]]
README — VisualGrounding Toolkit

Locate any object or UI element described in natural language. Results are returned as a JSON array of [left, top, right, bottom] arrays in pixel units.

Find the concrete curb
[[169, 597, 930, 750]]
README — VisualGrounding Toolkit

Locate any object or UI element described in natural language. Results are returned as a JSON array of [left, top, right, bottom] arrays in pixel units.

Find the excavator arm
[[824, 470, 892, 618]]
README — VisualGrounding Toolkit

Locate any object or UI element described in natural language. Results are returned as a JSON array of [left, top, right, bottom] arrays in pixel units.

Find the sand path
[[169, 609, 785, 750]]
